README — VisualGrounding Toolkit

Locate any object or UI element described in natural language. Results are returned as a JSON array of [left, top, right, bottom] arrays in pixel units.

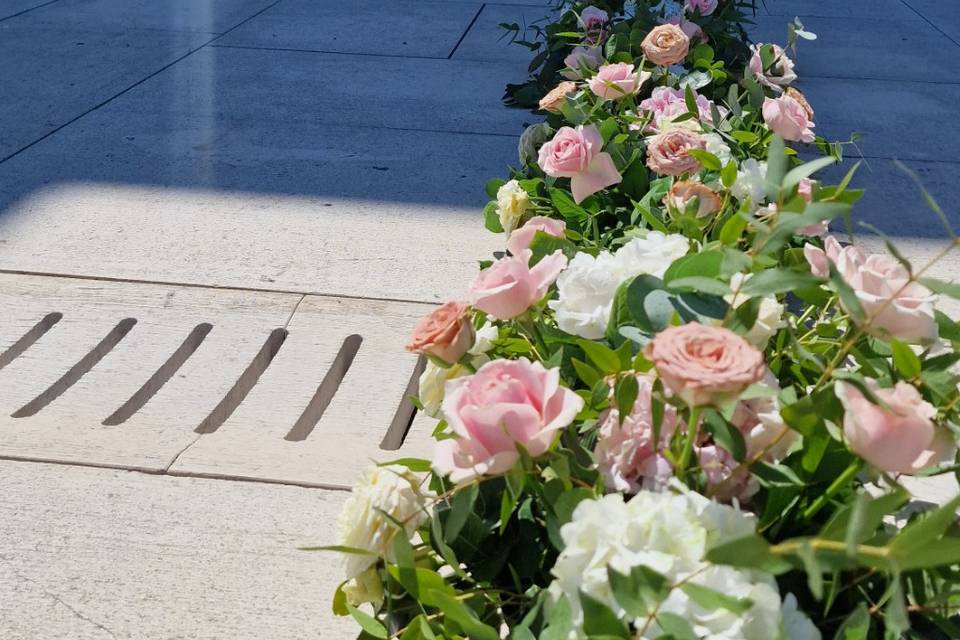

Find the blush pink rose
[[635, 86, 722, 132], [506, 216, 566, 256], [580, 6, 609, 43], [804, 237, 938, 343], [538, 125, 622, 203], [763, 95, 815, 143], [664, 16, 706, 43], [685, 0, 718, 15], [432, 358, 584, 482], [641, 24, 690, 66], [697, 445, 757, 502], [644, 322, 766, 406], [836, 380, 954, 474], [645, 129, 706, 176], [468, 249, 567, 320], [595, 374, 679, 493], [796, 178, 828, 236], [406, 301, 475, 365], [589, 62, 650, 101], [748, 43, 797, 92], [562, 46, 603, 79]]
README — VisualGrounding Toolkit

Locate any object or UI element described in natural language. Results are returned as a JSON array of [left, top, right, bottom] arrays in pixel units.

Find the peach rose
[[432, 358, 584, 483], [645, 129, 705, 176], [406, 301, 475, 365], [538, 125, 622, 203], [805, 237, 938, 343], [664, 180, 722, 218], [762, 94, 815, 143], [539, 81, 578, 113], [506, 216, 566, 256], [836, 380, 954, 474], [589, 63, 649, 101], [644, 322, 766, 406], [468, 249, 567, 320], [641, 24, 690, 66]]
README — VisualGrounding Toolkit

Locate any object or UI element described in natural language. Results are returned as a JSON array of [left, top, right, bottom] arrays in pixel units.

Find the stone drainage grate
[[0, 273, 433, 488]]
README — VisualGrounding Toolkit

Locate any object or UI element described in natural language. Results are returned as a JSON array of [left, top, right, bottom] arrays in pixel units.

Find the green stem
[[802, 459, 862, 522], [677, 405, 702, 479]]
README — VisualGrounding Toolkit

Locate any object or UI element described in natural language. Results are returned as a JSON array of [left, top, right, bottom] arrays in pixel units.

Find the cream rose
[[496, 179, 530, 233]]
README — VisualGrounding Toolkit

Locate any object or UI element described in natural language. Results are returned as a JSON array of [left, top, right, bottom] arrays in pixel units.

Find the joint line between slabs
[[0, 0, 282, 166], [448, 2, 486, 59], [0, 0, 61, 23]]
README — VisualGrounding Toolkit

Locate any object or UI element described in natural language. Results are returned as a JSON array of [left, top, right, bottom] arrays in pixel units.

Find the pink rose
[[664, 180, 722, 218], [697, 445, 757, 502], [663, 16, 705, 44], [645, 322, 766, 406], [836, 380, 954, 474], [796, 178, 828, 236], [589, 62, 649, 101], [539, 81, 578, 113], [763, 95, 815, 143], [805, 237, 938, 343], [580, 6, 609, 43], [406, 301, 475, 365], [641, 24, 690, 66], [432, 358, 584, 482], [562, 46, 603, 79], [468, 249, 567, 320], [506, 216, 566, 256], [538, 125, 623, 203], [645, 129, 706, 177], [730, 373, 797, 462], [635, 86, 722, 132], [748, 44, 797, 92], [685, 0, 718, 16], [595, 374, 679, 492]]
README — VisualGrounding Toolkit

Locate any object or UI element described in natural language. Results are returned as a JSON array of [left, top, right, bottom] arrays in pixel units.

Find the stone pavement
[[0, 0, 958, 638]]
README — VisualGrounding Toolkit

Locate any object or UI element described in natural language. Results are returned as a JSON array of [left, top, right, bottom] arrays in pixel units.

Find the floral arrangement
[[318, 3, 960, 638], [502, 0, 759, 107]]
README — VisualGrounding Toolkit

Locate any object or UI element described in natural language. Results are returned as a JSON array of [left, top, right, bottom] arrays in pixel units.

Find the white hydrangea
[[731, 158, 768, 207], [496, 179, 530, 233], [726, 272, 784, 347], [549, 232, 689, 339], [704, 132, 733, 166], [549, 488, 820, 640], [335, 465, 434, 580]]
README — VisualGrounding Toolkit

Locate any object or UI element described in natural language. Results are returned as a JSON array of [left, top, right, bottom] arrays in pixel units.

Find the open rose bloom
[[469, 250, 567, 320], [763, 94, 815, 143], [432, 358, 584, 483], [645, 129, 705, 176], [538, 125, 622, 203], [406, 301, 475, 365], [589, 63, 650, 101], [641, 23, 690, 66]]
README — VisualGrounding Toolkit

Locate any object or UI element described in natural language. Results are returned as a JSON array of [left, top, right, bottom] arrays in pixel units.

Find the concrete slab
[[903, 0, 960, 45], [218, 0, 484, 58], [0, 460, 356, 639], [752, 15, 960, 83], [452, 2, 552, 63], [8, 0, 275, 34], [762, 0, 921, 21], [162, 45, 532, 136], [0, 0, 55, 21], [0, 22, 209, 159], [797, 77, 960, 163]]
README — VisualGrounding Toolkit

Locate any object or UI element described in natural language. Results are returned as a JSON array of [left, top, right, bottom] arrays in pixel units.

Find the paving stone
[[9, 0, 275, 34], [796, 77, 960, 163], [218, 0, 484, 58], [0, 460, 355, 639], [452, 2, 553, 63], [762, 0, 921, 20], [751, 15, 960, 82], [0, 22, 209, 159], [902, 0, 960, 45], [0, 0, 53, 20]]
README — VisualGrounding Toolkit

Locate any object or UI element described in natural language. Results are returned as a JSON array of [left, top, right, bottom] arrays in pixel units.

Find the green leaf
[[680, 582, 754, 615], [625, 276, 674, 334], [656, 612, 697, 640], [528, 230, 576, 265], [297, 544, 377, 555], [578, 340, 622, 374], [890, 338, 921, 379], [607, 565, 669, 619], [782, 156, 836, 193], [427, 590, 500, 640], [541, 594, 573, 640], [444, 483, 478, 543], [920, 277, 960, 300], [666, 276, 732, 296], [703, 408, 746, 462], [347, 604, 388, 639], [378, 458, 432, 473], [686, 148, 722, 171], [580, 592, 630, 638], [599, 117, 619, 144], [706, 535, 792, 574], [683, 84, 699, 116], [572, 357, 602, 387], [721, 160, 738, 189], [890, 495, 960, 557], [719, 212, 748, 246], [483, 201, 503, 233], [615, 374, 639, 424], [833, 603, 870, 640], [883, 579, 910, 636], [662, 250, 723, 284], [765, 135, 788, 202], [550, 188, 589, 226], [333, 582, 349, 616], [740, 268, 820, 297], [387, 567, 455, 607], [485, 178, 506, 199]]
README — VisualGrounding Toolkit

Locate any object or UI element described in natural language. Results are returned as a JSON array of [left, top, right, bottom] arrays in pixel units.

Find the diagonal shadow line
[[0, 0, 282, 166], [0, 0, 61, 23], [898, 0, 960, 48], [448, 2, 486, 59]]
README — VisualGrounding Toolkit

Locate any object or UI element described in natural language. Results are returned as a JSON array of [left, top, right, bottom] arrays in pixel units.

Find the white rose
[[496, 180, 530, 233], [731, 158, 768, 207], [781, 594, 822, 640], [704, 132, 733, 166], [549, 488, 796, 640], [613, 231, 690, 279], [469, 323, 498, 359], [726, 272, 784, 347], [342, 567, 385, 608], [418, 361, 466, 417], [549, 251, 623, 339], [335, 465, 434, 579]]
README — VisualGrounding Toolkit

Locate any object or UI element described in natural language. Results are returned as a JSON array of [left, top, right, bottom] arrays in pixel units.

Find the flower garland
[[320, 2, 960, 638]]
